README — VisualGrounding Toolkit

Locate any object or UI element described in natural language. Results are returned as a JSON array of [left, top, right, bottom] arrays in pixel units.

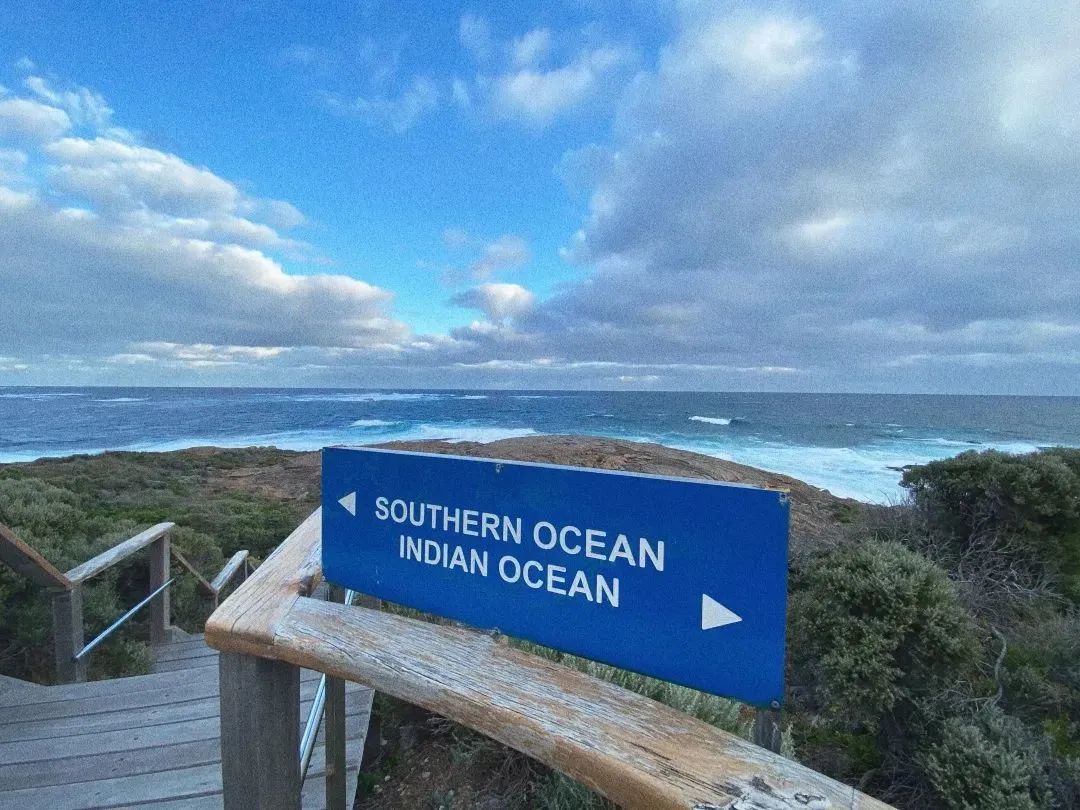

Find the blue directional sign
[[322, 446, 789, 705]]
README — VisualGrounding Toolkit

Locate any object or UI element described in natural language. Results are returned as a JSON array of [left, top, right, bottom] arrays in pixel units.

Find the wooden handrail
[[171, 545, 217, 596], [172, 546, 250, 610], [0, 523, 71, 590], [207, 510, 892, 810], [1, 520, 244, 683], [210, 550, 249, 593], [65, 522, 175, 583]]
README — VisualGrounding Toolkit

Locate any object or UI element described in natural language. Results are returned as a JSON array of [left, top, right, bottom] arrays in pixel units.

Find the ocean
[[0, 388, 1077, 503]]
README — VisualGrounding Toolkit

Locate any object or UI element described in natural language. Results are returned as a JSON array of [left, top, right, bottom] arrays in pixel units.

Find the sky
[[0, 0, 1078, 394]]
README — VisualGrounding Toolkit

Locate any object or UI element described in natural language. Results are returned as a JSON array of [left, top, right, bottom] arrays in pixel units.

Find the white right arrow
[[701, 594, 742, 630], [338, 491, 357, 516]]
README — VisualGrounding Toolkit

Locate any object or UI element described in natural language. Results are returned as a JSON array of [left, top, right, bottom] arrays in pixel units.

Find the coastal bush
[[788, 539, 979, 732], [919, 705, 1053, 810], [0, 449, 316, 681], [4, 444, 1078, 808], [902, 448, 1080, 600], [0, 478, 153, 680], [1002, 612, 1080, 760]]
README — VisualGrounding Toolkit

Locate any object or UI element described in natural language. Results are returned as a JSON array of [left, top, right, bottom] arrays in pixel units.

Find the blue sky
[[1, 1, 1078, 392]]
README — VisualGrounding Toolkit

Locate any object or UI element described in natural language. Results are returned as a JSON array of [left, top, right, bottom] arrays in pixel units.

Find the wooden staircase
[[0, 633, 373, 809]]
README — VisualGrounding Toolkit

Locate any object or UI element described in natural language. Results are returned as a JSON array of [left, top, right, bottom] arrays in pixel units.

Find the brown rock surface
[[149, 434, 859, 557]]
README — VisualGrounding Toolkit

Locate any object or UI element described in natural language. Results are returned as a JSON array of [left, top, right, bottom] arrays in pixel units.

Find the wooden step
[[0, 636, 373, 809]]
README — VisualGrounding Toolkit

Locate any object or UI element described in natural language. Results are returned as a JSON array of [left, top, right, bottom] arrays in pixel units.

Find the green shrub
[[789, 539, 979, 733], [0, 448, 316, 682], [902, 449, 1080, 599], [919, 705, 1053, 810], [530, 773, 613, 810], [1003, 612, 1080, 759], [1048, 755, 1080, 809]]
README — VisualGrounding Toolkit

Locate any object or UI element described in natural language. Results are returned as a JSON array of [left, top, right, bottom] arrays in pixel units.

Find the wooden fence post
[[753, 703, 783, 754], [51, 585, 86, 683], [220, 652, 302, 810], [325, 585, 348, 810], [149, 533, 170, 644]]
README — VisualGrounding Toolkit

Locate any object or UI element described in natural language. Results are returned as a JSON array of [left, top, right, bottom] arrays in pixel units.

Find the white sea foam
[[666, 436, 1045, 503], [350, 419, 397, 428], [689, 415, 733, 426], [93, 397, 149, 403], [282, 392, 444, 403], [272, 391, 496, 403], [400, 424, 537, 443], [0, 392, 85, 400], [0, 421, 540, 464], [922, 437, 981, 447]]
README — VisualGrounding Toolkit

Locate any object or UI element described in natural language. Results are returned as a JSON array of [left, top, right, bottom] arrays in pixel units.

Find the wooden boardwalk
[[0, 634, 373, 809]]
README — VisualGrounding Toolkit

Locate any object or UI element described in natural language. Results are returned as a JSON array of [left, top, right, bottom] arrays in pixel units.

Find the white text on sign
[[375, 496, 669, 608]]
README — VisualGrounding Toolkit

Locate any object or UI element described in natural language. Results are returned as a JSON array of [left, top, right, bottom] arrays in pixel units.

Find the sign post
[[322, 447, 789, 706]]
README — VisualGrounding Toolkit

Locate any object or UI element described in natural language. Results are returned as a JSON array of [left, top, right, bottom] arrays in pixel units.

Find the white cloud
[[0, 148, 27, 182], [450, 2, 1080, 393], [997, 51, 1080, 164], [0, 355, 29, 372], [47, 137, 241, 215], [325, 75, 439, 133], [674, 15, 830, 86], [493, 45, 635, 126], [0, 185, 35, 209], [470, 234, 529, 278], [0, 70, 413, 368], [434, 230, 531, 282], [451, 77, 471, 107], [441, 225, 471, 249], [109, 342, 291, 368], [0, 97, 71, 141], [452, 282, 536, 321], [23, 75, 114, 128], [256, 199, 307, 231], [511, 28, 553, 67], [456, 16, 637, 127], [459, 14, 494, 63]]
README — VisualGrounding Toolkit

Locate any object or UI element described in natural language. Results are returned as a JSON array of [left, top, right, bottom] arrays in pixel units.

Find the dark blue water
[[1, 388, 1077, 502]]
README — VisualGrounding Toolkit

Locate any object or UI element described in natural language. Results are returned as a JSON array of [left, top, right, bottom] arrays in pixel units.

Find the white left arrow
[[338, 491, 356, 516]]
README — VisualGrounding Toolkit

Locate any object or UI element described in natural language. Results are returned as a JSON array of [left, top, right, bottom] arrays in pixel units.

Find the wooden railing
[[0, 521, 249, 682], [206, 509, 893, 810]]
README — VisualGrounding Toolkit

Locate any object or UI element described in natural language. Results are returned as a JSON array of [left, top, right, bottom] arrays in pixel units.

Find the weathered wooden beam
[[324, 585, 348, 810], [65, 522, 175, 584], [753, 705, 783, 754], [149, 534, 170, 645], [210, 550, 249, 594], [283, 599, 893, 809], [206, 509, 893, 809], [219, 652, 301, 810], [207, 511, 322, 650], [0, 523, 71, 591], [170, 545, 216, 596], [51, 586, 85, 683]]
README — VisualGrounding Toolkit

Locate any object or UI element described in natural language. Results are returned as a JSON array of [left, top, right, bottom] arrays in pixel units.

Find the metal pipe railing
[[74, 578, 175, 661], [299, 587, 356, 782]]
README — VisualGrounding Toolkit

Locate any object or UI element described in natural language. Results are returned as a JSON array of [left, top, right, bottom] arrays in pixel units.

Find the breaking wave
[[689, 415, 734, 426]]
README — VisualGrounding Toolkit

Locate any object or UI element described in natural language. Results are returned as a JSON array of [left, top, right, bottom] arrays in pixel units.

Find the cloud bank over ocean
[[0, 2, 1078, 393]]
